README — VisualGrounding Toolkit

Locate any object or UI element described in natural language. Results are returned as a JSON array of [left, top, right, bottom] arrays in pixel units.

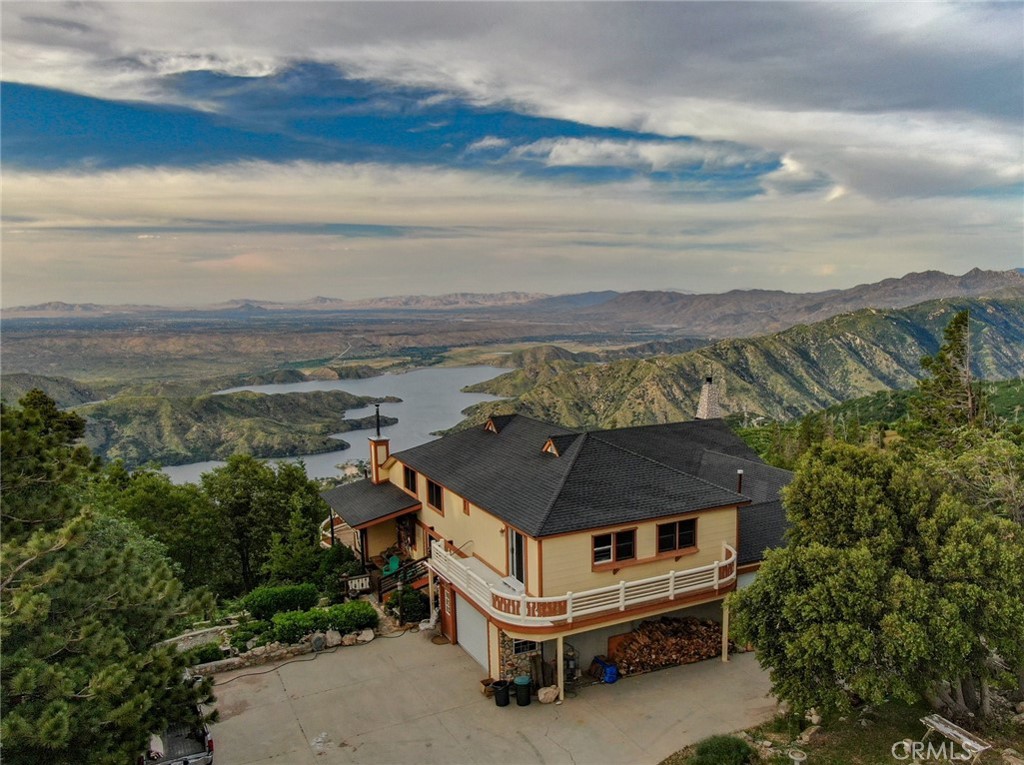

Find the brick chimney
[[695, 376, 722, 420], [368, 404, 390, 484]]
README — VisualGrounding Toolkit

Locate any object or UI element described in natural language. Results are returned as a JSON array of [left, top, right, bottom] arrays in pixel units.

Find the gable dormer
[[542, 433, 581, 457], [484, 414, 516, 434]]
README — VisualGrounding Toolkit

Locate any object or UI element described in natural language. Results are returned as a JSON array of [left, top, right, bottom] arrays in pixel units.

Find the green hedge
[[385, 589, 430, 623], [243, 583, 319, 621], [271, 600, 379, 644], [687, 735, 755, 765]]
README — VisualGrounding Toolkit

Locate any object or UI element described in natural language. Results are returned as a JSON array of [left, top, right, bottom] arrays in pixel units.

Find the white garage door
[[455, 594, 489, 672]]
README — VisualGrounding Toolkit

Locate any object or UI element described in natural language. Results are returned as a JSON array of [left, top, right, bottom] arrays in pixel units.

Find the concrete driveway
[[211, 631, 777, 765]]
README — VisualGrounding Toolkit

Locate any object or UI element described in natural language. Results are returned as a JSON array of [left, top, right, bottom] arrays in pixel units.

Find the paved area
[[211, 631, 777, 765]]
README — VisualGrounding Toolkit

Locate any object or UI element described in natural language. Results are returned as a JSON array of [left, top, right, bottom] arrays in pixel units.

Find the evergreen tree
[[1, 392, 212, 764], [730, 442, 1024, 718]]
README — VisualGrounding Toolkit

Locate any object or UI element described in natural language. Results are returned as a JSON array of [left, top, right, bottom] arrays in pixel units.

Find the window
[[512, 639, 538, 655], [427, 479, 443, 511], [593, 529, 636, 565], [657, 519, 697, 554], [403, 466, 417, 493]]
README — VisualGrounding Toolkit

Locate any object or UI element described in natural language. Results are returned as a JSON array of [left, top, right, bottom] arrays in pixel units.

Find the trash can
[[491, 680, 511, 707], [514, 675, 532, 706]]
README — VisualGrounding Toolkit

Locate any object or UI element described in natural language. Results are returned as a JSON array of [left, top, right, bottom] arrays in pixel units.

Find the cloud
[[2, 161, 1020, 306], [466, 136, 510, 152], [512, 138, 775, 173]]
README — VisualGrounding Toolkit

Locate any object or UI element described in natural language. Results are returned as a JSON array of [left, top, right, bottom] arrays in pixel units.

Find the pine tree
[[1, 392, 212, 764]]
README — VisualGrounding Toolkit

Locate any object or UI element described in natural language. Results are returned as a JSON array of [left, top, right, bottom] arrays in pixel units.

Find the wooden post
[[557, 635, 565, 702], [721, 601, 730, 662], [428, 569, 436, 620]]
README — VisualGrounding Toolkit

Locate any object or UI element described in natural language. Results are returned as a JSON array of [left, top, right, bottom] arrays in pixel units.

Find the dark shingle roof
[[394, 415, 754, 538], [738, 500, 789, 565], [321, 480, 419, 528]]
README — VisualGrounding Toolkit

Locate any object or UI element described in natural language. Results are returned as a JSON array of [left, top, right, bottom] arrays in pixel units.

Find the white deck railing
[[426, 540, 736, 626]]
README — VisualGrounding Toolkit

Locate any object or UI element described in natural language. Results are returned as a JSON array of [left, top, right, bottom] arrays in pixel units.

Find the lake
[[161, 366, 504, 484]]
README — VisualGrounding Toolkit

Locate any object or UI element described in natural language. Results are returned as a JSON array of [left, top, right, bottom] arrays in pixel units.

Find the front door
[[508, 529, 525, 584], [439, 582, 456, 644]]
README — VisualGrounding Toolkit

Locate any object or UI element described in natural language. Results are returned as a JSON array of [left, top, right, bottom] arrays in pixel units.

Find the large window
[[403, 466, 417, 493], [593, 529, 636, 565], [427, 479, 443, 511], [657, 519, 697, 554]]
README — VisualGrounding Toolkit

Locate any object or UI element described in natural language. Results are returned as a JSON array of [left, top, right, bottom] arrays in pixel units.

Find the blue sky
[[2, 2, 1021, 305]]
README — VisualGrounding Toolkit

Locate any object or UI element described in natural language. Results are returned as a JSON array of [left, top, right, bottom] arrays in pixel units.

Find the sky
[[1, 2, 1022, 307]]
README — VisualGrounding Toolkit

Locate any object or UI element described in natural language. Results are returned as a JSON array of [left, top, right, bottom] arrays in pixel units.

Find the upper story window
[[657, 518, 697, 554], [403, 466, 417, 494], [593, 529, 636, 565], [426, 479, 443, 511]]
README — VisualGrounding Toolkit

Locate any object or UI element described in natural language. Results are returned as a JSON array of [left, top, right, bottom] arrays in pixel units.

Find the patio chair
[[381, 555, 401, 576]]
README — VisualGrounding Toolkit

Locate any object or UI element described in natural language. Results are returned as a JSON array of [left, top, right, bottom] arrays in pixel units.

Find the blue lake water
[[161, 366, 504, 484]]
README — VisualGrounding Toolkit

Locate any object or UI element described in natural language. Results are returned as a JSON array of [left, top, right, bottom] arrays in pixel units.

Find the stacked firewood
[[613, 617, 729, 675]]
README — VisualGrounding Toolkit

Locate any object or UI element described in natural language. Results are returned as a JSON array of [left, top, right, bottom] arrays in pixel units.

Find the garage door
[[455, 594, 489, 672]]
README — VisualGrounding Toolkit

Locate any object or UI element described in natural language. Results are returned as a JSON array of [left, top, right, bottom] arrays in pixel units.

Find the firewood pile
[[612, 617, 729, 675]]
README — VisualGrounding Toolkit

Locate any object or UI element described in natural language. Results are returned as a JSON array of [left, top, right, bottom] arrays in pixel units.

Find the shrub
[[271, 600, 378, 644], [230, 619, 272, 653], [243, 583, 318, 621], [385, 589, 430, 623], [687, 735, 755, 765], [184, 643, 224, 665]]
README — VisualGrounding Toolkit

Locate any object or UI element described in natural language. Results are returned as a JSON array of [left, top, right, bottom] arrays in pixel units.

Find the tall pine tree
[[1, 391, 213, 764]]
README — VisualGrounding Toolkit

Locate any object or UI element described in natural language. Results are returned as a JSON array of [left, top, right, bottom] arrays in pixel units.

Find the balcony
[[426, 540, 736, 627]]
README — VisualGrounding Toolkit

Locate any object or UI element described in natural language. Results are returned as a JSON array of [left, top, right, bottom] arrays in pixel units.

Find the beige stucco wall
[[389, 461, 507, 575], [364, 519, 397, 558], [540, 507, 738, 596]]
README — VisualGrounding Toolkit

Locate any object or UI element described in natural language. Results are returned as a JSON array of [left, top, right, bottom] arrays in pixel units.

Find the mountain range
[[460, 297, 1024, 429]]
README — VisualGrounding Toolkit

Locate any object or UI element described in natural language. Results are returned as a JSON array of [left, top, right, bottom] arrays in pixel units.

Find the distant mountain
[[461, 297, 1024, 428], [335, 291, 548, 310], [571, 268, 1024, 337]]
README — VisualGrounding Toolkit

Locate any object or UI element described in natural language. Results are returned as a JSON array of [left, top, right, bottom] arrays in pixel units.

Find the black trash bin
[[514, 675, 531, 706], [491, 680, 510, 707]]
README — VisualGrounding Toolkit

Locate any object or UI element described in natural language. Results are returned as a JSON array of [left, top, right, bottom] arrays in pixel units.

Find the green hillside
[[77, 389, 397, 467], [460, 298, 1024, 429]]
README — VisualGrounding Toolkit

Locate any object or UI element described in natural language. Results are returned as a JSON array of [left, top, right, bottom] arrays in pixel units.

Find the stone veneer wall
[[498, 630, 541, 681]]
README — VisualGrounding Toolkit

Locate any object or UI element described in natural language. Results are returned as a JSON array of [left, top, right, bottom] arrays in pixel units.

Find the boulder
[[805, 708, 822, 725], [537, 686, 560, 704], [357, 629, 375, 644], [1016, 701, 1024, 714], [311, 632, 326, 652], [342, 633, 358, 647], [798, 725, 824, 745], [325, 630, 342, 648]]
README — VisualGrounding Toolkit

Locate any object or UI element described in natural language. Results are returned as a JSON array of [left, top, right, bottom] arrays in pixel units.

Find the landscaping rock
[[356, 629, 375, 644], [538, 686, 560, 704], [805, 708, 822, 725], [311, 632, 326, 652], [325, 629, 342, 648], [342, 633, 358, 646], [798, 725, 824, 745], [1003, 749, 1024, 765], [1016, 701, 1024, 714], [1011, 712, 1024, 727], [245, 638, 259, 651]]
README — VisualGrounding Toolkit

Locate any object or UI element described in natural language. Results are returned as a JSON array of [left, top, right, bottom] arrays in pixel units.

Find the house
[[321, 379, 791, 700]]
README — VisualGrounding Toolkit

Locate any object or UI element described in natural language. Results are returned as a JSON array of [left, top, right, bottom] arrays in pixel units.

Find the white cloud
[[512, 138, 773, 173], [465, 136, 510, 152], [2, 162, 1020, 306]]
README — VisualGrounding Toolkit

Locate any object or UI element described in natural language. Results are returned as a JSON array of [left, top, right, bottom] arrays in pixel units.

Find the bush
[[230, 619, 272, 653], [687, 735, 755, 765], [271, 600, 379, 644], [183, 643, 224, 665], [243, 583, 318, 620], [385, 589, 430, 623]]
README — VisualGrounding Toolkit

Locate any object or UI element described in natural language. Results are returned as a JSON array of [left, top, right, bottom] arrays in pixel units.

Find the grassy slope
[[77, 389, 397, 467], [460, 298, 1024, 429]]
